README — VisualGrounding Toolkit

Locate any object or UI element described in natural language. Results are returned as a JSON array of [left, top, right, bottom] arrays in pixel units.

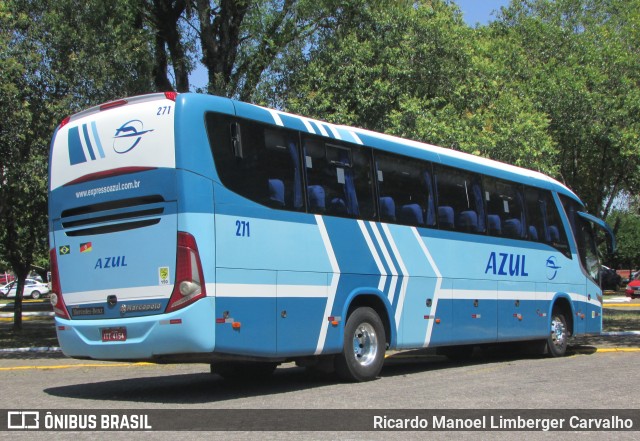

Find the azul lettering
[[94, 256, 128, 269], [484, 252, 529, 277]]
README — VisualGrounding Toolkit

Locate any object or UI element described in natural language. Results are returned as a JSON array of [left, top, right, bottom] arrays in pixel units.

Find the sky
[[190, 0, 513, 90], [455, 0, 512, 26]]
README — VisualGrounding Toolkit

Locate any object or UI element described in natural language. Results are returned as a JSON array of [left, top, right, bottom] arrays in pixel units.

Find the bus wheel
[[547, 310, 569, 357], [210, 362, 278, 381], [335, 307, 385, 382]]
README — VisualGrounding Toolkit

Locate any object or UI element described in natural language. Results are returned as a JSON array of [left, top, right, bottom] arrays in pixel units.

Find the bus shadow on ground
[[43, 366, 343, 404], [42, 342, 605, 404], [41, 354, 506, 404]]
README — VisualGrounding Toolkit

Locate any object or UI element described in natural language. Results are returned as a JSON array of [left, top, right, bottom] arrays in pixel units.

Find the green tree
[[147, 0, 337, 99], [495, 0, 640, 215], [608, 209, 640, 271], [1, 0, 155, 330], [274, 0, 558, 174], [0, 5, 49, 330]]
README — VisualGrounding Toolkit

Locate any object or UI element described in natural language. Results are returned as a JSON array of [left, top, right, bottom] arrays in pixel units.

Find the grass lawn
[[602, 308, 640, 332], [0, 317, 59, 349]]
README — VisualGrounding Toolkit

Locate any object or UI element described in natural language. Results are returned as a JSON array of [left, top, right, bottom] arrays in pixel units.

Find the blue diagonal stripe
[[90, 121, 105, 158], [82, 124, 96, 160]]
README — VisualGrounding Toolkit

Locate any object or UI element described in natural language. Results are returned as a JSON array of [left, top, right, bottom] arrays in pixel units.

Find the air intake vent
[[62, 208, 164, 229], [66, 219, 161, 236], [61, 195, 164, 218], [60, 195, 167, 237]]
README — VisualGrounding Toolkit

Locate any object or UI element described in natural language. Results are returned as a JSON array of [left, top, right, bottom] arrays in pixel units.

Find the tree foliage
[[0, 0, 155, 329], [269, 0, 639, 217], [607, 209, 640, 270], [495, 0, 640, 216], [271, 1, 558, 175], [147, 0, 337, 99]]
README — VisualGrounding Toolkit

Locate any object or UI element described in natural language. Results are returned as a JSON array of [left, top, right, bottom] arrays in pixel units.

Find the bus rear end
[[48, 93, 215, 360]]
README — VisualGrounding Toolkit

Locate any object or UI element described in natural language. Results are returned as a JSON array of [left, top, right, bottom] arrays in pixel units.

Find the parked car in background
[[599, 266, 622, 291], [625, 272, 640, 299], [0, 273, 15, 284], [0, 279, 50, 300]]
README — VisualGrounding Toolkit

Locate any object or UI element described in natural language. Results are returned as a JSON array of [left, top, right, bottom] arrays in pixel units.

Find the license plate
[[101, 327, 127, 342]]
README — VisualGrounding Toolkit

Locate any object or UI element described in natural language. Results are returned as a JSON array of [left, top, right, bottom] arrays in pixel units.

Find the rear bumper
[[55, 297, 216, 361]]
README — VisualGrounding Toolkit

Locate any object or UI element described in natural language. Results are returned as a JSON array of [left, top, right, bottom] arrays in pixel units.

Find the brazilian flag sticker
[[59, 245, 71, 255]]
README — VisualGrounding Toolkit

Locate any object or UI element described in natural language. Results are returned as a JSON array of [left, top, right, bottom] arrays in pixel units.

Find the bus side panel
[[213, 196, 337, 357], [498, 281, 546, 340], [397, 276, 439, 349], [585, 280, 603, 334], [426, 278, 453, 347], [276, 271, 328, 356], [382, 225, 442, 349], [450, 279, 498, 345], [214, 268, 277, 356]]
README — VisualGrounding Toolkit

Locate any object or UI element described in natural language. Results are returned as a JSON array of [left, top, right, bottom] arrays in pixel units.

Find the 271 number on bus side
[[157, 106, 172, 115], [235, 220, 250, 237]]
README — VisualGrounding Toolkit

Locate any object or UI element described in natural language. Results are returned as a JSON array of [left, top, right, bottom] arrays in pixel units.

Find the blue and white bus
[[48, 92, 615, 381]]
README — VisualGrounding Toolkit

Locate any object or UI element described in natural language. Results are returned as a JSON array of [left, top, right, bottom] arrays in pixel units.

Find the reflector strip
[[216, 318, 235, 324]]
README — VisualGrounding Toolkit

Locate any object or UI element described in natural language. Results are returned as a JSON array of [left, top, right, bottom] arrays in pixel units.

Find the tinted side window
[[303, 137, 375, 219], [375, 152, 436, 227], [561, 195, 597, 278], [206, 113, 304, 211], [484, 177, 526, 239], [525, 188, 570, 257], [434, 165, 486, 233], [577, 219, 599, 280]]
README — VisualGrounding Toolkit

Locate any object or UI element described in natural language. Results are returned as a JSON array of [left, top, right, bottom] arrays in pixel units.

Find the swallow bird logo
[[546, 256, 561, 280], [112, 120, 154, 154]]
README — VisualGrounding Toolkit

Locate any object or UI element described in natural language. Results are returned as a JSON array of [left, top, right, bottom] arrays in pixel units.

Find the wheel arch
[[341, 288, 396, 349], [549, 293, 575, 337]]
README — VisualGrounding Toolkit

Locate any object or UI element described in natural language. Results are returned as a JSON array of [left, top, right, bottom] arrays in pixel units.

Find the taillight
[[164, 91, 178, 101], [59, 116, 71, 129], [49, 248, 70, 320], [99, 99, 128, 111], [165, 232, 206, 313]]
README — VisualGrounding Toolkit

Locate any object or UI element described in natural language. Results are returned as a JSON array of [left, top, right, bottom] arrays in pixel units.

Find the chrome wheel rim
[[352, 322, 378, 367], [550, 316, 566, 349]]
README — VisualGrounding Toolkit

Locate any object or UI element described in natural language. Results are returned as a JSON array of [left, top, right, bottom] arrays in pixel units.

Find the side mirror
[[578, 211, 616, 253]]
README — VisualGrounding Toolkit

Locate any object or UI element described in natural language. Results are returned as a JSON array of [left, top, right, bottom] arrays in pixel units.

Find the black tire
[[335, 307, 386, 382], [210, 361, 278, 381], [547, 310, 569, 357], [30, 291, 41, 300]]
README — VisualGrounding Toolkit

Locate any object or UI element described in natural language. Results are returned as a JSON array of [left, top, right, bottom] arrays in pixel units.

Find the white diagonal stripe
[[315, 215, 340, 354], [357, 220, 387, 292], [382, 224, 409, 330], [369, 222, 398, 303]]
